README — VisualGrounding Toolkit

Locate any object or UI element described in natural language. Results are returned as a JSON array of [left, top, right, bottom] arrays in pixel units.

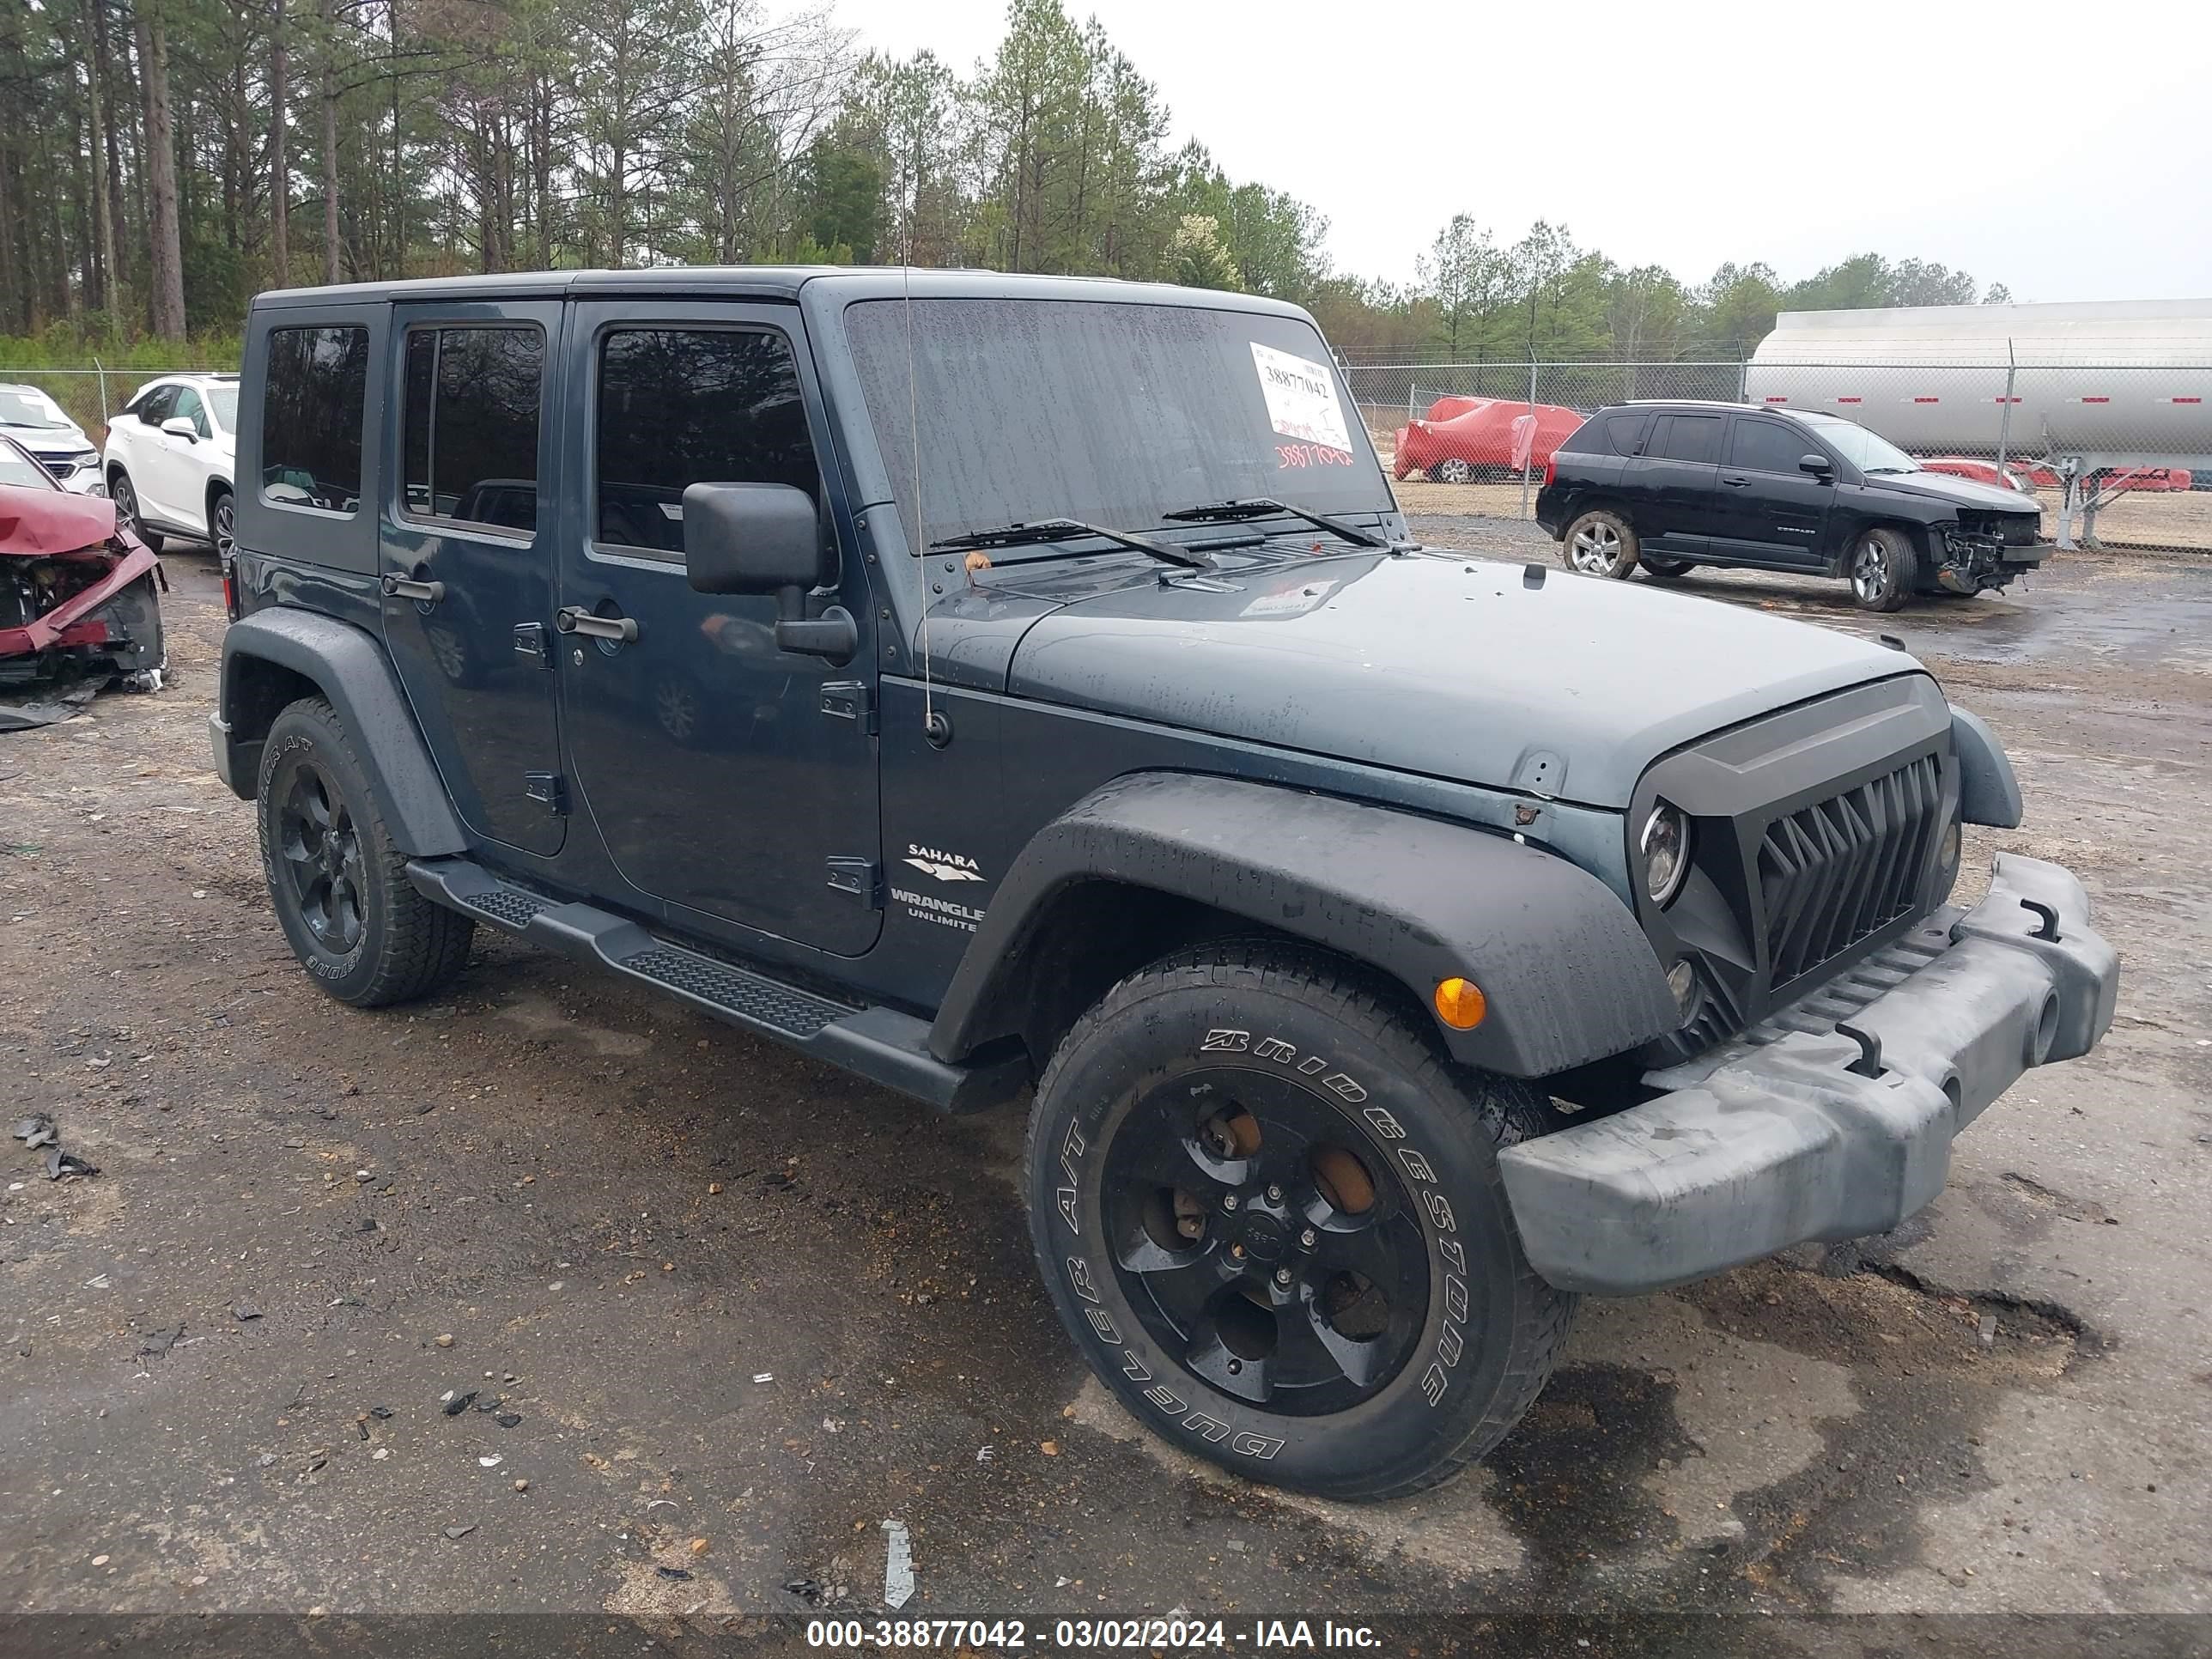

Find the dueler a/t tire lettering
[[1024, 941, 1577, 1501]]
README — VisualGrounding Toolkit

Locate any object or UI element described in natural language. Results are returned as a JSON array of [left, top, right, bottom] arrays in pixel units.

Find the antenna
[[901, 206, 945, 746]]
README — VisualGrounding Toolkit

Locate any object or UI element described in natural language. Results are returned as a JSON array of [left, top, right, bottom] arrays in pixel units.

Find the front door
[[556, 301, 881, 957], [1711, 415, 1833, 568], [1624, 410, 1726, 556], [380, 303, 566, 856], [138, 383, 209, 532]]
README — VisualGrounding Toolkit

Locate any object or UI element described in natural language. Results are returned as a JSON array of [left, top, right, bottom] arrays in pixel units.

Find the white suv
[[103, 374, 240, 561], [0, 382, 105, 495]]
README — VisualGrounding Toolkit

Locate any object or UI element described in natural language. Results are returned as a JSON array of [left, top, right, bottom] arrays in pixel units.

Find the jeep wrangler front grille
[[1757, 753, 1942, 991]]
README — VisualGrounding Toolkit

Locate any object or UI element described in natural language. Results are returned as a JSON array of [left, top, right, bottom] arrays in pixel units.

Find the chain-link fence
[[1348, 358, 2212, 553], [0, 367, 224, 445]]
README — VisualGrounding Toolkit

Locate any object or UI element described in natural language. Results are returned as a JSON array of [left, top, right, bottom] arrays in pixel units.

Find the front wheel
[[1849, 526, 1920, 612], [1432, 458, 1473, 485], [110, 470, 163, 553], [1025, 942, 1576, 1501], [1640, 556, 1695, 580]]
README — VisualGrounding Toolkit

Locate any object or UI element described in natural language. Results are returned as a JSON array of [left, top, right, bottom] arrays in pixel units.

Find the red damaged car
[[1393, 396, 1589, 483], [1, 434, 165, 715]]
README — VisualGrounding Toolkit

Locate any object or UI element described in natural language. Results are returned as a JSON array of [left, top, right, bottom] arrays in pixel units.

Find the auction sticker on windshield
[[1251, 341, 1352, 454]]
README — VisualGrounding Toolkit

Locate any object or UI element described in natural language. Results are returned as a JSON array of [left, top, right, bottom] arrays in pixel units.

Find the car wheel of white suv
[[110, 471, 163, 553]]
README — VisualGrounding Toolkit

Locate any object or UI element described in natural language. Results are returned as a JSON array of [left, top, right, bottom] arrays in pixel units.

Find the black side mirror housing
[[680, 481, 855, 663], [682, 481, 823, 594], [1800, 453, 1834, 477]]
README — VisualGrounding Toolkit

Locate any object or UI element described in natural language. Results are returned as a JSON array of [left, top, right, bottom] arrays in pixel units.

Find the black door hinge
[[524, 772, 568, 814], [825, 856, 883, 907], [820, 680, 877, 734], [514, 622, 550, 667]]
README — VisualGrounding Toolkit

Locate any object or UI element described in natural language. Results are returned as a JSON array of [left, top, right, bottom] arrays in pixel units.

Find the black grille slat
[[1757, 754, 1941, 989]]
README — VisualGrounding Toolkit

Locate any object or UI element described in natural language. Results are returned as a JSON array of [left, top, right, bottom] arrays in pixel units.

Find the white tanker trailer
[[1744, 299, 2212, 545]]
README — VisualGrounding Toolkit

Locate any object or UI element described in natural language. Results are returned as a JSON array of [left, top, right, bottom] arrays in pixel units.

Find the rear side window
[[1604, 413, 1650, 456], [593, 328, 817, 556], [1729, 418, 1811, 474], [262, 325, 369, 514], [1652, 413, 1723, 465], [401, 326, 544, 532]]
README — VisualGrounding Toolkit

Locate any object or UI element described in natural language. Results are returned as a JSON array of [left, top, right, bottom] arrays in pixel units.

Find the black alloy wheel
[[1103, 1066, 1430, 1417]]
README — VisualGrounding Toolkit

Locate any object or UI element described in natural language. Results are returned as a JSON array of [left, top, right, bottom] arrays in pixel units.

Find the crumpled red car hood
[[0, 484, 120, 556]]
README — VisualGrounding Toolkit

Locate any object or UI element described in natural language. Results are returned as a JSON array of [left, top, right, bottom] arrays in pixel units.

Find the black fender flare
[[214, 609, 467, 856], [929, 772, 1679, 1079], [1948, 703, 2022, 828]]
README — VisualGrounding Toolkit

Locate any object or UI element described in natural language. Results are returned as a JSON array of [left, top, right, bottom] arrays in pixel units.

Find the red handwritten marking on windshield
[[1275, 444, 1354, 470]]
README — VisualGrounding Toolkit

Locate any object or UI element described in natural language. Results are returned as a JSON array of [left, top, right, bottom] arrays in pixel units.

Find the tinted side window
[[136, 384, 176, 426], [1729, 418, 1811, 474], [1605, 413, 1650, 456], [594, 328, 817, 556], [262, 325, 369, 514], [171, 386, 207, 439], [1555, 416, 1601, 456], [401, 326, 544, 532], [1654, 413, 1723, 464]]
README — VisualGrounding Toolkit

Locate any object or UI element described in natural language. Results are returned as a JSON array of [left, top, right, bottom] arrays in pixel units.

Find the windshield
[[846, 298, 1394, 550], [0, 387, 70, 431], [0, 437, 57, 489], [209, 386, 239, 432], [1808, 417, 1920, 475]]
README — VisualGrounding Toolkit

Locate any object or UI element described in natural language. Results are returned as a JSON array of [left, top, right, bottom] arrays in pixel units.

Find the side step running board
[[406, 858, 1027, 1115]]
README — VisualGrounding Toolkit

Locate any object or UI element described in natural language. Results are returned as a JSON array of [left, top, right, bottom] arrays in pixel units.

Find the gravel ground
[[3, 526, 2209, 1648]]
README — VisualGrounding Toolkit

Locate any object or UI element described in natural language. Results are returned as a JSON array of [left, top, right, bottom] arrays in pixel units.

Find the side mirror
[[681, 481, 854, 663], [161, 416, 199, 442], [1799, 453, 1833, 477]]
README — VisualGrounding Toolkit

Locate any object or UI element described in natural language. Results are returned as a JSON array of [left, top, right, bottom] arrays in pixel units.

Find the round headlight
[[1641, 802, 1690, 906]]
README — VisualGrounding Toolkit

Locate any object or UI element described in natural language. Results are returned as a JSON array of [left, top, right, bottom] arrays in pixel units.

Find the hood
[[1864, 469, 2039, 514], [9, 422, 93, 456], [0, 484, 121, 556], [1004, 551, 1926, 809]]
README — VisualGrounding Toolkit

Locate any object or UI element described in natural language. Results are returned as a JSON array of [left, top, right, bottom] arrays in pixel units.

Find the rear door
[[1624, 411, 1725, 554], [381, 302, 566, 856], [1711, 415, 1833, 569]]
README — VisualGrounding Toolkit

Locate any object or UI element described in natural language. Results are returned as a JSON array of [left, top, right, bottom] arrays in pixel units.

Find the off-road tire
[[1024, 940, 1577, 1501], [109, 469, 163, 553], [1561, 507, 1639, 579], [1849, 526, 1920, 612], [1640, 555, 1695, 580], [256, 696, 474, 1006]]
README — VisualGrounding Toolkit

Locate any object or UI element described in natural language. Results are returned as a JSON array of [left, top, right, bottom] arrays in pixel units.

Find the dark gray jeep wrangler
[[211, 268, 2118, 1501]]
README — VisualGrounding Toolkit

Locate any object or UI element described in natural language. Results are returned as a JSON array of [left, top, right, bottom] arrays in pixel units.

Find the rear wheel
[[1025, 941, 1576, 1501], [1849, 526, 1919, 612], [1561, 507, 1639, 579], [210, 488, 235, 564], [256, 696, 474, 1006], [109, 470, 163, 553]]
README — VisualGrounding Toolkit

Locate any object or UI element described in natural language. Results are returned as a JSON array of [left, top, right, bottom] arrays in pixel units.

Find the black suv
[[211, 270, 2114, 1501], [1535, 400, 2050, 610]]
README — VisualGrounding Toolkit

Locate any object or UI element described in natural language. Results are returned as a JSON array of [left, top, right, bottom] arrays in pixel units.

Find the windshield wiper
[[1161, 497, 1388, 550], [929, 517, 1213, 571]]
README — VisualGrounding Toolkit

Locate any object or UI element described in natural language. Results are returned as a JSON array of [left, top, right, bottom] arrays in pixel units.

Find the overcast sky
[[828, 0, 2212, 302]]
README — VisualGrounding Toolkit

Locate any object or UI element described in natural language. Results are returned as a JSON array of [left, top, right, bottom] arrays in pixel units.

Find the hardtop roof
[[248, 266, 1316, 322]]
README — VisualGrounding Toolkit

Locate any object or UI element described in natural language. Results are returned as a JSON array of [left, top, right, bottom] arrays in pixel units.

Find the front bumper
[[1498, 854, 2118, 1295]]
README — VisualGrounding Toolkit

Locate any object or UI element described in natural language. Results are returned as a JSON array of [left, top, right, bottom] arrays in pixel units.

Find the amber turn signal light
[[1432, 976, 1487, 1030]]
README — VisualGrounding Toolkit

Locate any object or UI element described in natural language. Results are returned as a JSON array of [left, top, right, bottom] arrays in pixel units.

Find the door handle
[[381, 573, 446, 602], [556, 605, 639, 643], [1720, 475, 1752, 488]]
